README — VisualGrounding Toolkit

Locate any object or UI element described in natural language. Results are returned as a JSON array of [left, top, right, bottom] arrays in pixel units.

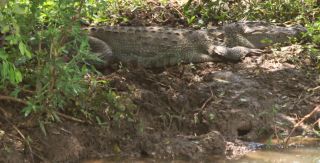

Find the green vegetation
[[1, 1, 93, 119], [0, 0, 132, 124], [305, 21, 320, 67], [0, 0, 319, 124], [183, 0, 319, 25]]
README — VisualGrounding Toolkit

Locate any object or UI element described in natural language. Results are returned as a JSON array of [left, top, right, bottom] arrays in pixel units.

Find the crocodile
[[86, 22, 306, 68]]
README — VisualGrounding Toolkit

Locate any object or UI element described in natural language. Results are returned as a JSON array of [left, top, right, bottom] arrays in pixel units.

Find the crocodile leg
[[88, 36, 114, 68], [212, 45, 264, 61]]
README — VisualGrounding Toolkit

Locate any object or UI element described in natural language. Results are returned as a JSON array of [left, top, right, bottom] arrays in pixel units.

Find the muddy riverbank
[[1, 44, 319, 162]]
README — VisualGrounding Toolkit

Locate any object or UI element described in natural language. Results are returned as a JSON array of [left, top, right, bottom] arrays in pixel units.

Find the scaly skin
[[224, 21, 306, 48], [86, 22, 305, 68]]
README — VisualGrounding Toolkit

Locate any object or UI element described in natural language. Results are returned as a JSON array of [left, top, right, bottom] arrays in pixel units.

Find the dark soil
[[0, 43, 319, 162]]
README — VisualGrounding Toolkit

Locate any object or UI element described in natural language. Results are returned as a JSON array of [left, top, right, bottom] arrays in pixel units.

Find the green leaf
[[39, 121, 47, 136], [15, 70, 22, 83], [9, 67, 16, 83], [18, 42, 26, 56], [0, 50, 8, 60], [22, 106, 32, 117], [22, 103, 37, 117], [1, 25, 10, 33], [25, 49, 32, 58], [10, 87, 21, 97], [12, 5, 25, 15], [1, 61, 8, 77], [18, 42, 32, 58]]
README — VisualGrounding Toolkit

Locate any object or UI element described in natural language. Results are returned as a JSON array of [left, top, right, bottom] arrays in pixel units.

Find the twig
[[308, 85, 320, 92], [200, 88, 214, 110], [145, 77, 171, 89], [171, 5, 184, 18], [273, 125, 280, 144], [313, 118, 320, 127], [56, 112, 86, 123], [0, 107, 11, 118], [20, 88, 34, 94], [284, 105, 320, 147], [0, 95, 28, 105]]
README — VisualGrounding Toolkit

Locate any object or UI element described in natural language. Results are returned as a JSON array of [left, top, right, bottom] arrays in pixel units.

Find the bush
[[304, 20, 320, 68], [182, 0, 319, 26], [0, 0, 111, 121]]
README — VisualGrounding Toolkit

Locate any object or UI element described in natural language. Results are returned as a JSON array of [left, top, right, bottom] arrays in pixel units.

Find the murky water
[[83, 137, 320, 163], [83, 146, 320, 163], [233, 146, 320, 163]]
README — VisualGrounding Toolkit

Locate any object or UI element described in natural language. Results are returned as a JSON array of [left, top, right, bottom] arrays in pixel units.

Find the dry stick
[[20, 88, 34, 94], [200, 88, 214, 110], [145, 77, 170, 89], [0, 95, 28, 105], [56, 112, 86, 124], [308, 85, 320, 92], [273, 125, 281, 144], [190, 88, 215, 113], [313, 118, 320, 127], [284, 105, 320, 147]]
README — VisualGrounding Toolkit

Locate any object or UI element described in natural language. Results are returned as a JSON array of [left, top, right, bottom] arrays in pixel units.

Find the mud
[[0, 43, 319, 162]]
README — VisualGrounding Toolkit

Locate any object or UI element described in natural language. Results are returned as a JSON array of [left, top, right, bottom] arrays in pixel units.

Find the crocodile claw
[[249, 48, 264, 55]]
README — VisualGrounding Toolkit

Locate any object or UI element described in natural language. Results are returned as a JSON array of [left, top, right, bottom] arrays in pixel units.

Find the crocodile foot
[[213, 46, 265, 61], [247, 48, 264, 56]]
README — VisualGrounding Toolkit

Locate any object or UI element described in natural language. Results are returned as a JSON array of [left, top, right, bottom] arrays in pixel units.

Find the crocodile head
[[224, 21, 307, 48]]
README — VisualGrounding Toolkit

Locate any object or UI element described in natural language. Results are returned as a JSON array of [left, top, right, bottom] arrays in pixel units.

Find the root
[[284, 105, 320, 147], [0, 95, 28, 105]]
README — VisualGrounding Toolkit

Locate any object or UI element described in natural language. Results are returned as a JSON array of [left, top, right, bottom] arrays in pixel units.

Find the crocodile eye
[[90, 27, 97, 32], [187, 30, 193, 34]]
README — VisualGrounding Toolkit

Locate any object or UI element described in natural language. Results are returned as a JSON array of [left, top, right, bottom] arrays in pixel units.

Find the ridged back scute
[[87, 26, 215, 67]]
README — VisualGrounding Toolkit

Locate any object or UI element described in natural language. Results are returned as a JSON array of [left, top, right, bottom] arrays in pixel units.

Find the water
[[83, 138, 320, 163], [83, 146, 320, 163], [234, 146, 320, 163]]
